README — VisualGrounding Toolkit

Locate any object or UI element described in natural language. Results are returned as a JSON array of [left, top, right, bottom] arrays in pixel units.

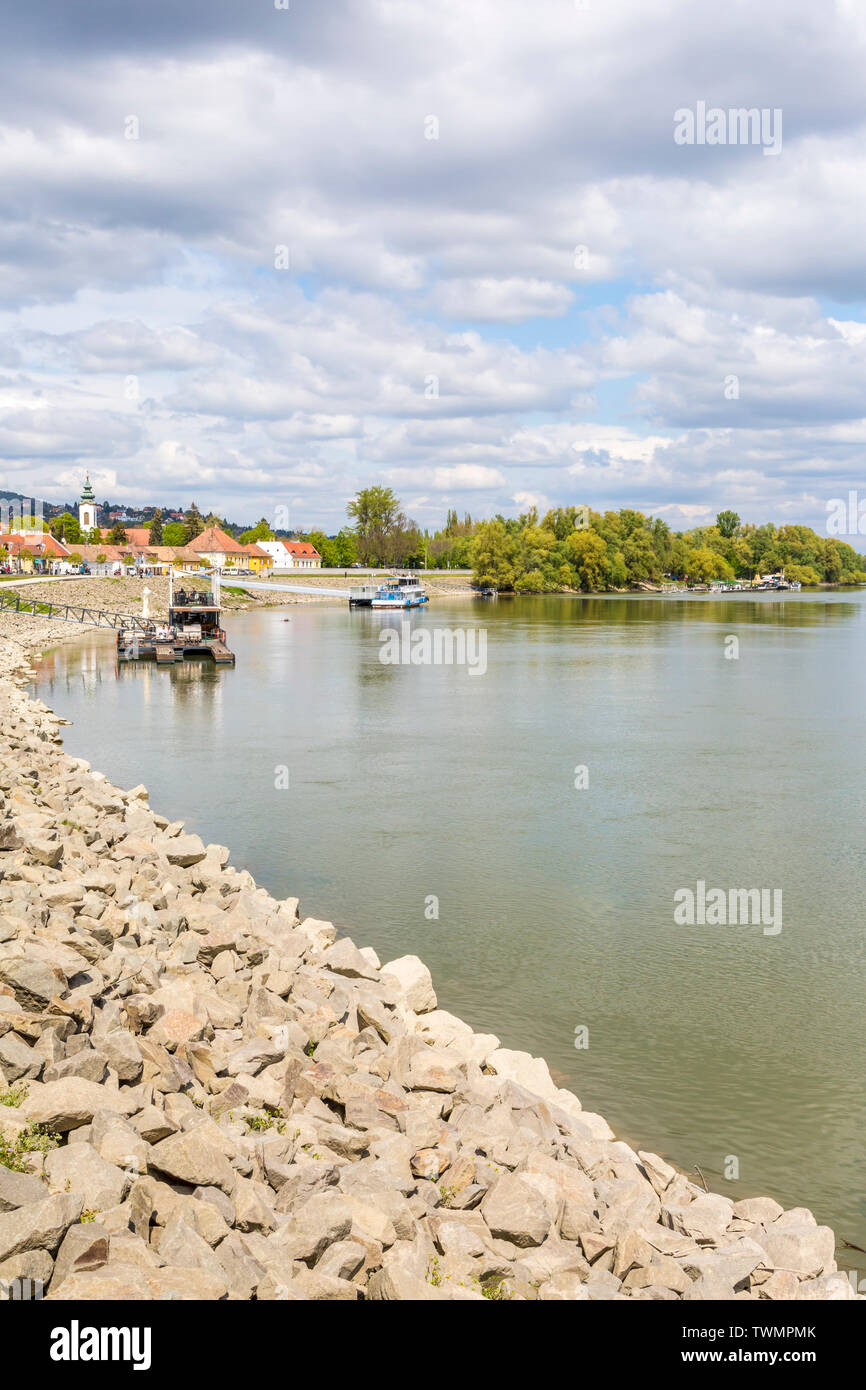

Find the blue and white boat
[[371, 575, 428, 609], [348, 572, 429, 608]]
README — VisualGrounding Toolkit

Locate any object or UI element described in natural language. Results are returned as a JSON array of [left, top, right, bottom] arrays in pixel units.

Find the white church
[[78, 474, 98, 532]]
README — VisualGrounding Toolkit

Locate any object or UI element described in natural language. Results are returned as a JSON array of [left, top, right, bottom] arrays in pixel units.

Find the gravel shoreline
[[0, 614, 855, 1302]]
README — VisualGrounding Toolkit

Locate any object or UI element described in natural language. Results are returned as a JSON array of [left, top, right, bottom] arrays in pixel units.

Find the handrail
[[0, 590, 151, 632]]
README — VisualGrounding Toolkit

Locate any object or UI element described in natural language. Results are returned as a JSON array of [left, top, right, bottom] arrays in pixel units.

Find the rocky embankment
[[0, 618, 854, 1302]]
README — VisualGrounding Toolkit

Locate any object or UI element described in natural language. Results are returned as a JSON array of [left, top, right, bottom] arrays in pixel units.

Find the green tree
[[148, 509, 163, 544], [108, 523, 128, 545], [518, 524, 556, 587], [162, 521, 187, 547], [514, 569, 546, 592], [238, 517, 275, 545], [346, 486, 401, 564], [184, 503, 204, 540], [606, 550, 628, 587], [684, 547, 733, 583], [50, 512, 81, 544], [333, 529, 358, 566], [567, 530, 608, 590], [716, 510, 741, 539], [304, 530, 336, 566], [471, 520, 519, 590]]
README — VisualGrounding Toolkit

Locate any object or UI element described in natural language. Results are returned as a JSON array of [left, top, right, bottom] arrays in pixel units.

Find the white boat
[[371, 581, 425, 609], [356, 573, 429, 609]]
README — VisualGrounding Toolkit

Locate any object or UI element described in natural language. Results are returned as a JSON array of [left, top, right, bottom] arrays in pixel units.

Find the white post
[[142, 586, 151, 621], [213, 570, 221, 608], [169, 567, 174, 608]]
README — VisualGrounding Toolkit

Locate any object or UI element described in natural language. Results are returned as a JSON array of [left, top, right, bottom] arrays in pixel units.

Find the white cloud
[[435, 278, 574, 322], [0, 0, 863, 535], [386, 464, 506, 491]]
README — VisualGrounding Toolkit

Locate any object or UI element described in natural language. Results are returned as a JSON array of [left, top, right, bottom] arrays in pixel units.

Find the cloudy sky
[[1, 0, 864, 533]]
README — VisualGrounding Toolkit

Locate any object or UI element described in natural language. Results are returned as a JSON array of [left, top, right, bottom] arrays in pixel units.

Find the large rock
[[663, 1193, 734, 1244], [0, 1167, 48, 1212], [130, 1105, 177, 1145], [487, 1048, 560, 1102], [272, 1191, 353, 1264], [381, 955, 437, 1013], [0, 1193, 83, 1261], [480, 1173, 553, 1248], [43, 1050, 108, 1085], [755, 1222, 836, 1280], [51, 1222, 111, 1290], [22, 1079, 136, 1132], [147, 1129, 236, 1195], [164, 834, 207, 867], [0, 1248, 54, 1296], [45, 1144, 129, 1213], [0, 957, 66, 1010], [322, 938, 380, 980], [0, 1032, 41, 1083], [158, 1217, 224, 1275], [100, 1032, 144, 1083], [638, 1151, 677, 1195], [46, 1261, 229, 1301], [732, 1196, 784, 1223]]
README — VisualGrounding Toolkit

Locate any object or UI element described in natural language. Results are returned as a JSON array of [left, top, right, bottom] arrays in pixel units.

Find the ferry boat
[[117, 571, 235, 665], [350, 573, 429, 609]]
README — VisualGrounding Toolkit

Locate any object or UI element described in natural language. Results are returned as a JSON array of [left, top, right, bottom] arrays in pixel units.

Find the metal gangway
[[225, 577, 352, 598], [0, 589, 151, 632]]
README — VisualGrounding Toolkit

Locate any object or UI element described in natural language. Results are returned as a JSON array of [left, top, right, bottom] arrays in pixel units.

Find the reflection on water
[[30, 590, 866, 1256]]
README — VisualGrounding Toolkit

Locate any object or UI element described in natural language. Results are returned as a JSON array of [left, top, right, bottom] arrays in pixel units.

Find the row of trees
[[340, 489, 478, 567], [34, 486, 866, 589], [470, 508, 866, 591], [334, 489, 866, 586]]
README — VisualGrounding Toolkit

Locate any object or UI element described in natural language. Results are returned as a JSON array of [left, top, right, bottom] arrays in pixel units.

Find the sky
[[1, 0, 865, 536]]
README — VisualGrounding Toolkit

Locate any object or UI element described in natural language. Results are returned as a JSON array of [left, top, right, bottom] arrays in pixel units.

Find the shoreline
[[0, 613, 855, 1302]]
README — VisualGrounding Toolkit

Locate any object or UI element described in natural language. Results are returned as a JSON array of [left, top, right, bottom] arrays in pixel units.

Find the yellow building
[[236, 543, 273, 574]]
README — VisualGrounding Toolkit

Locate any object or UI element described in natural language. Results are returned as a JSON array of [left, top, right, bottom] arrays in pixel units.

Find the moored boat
[[350, 573, 428, 608]]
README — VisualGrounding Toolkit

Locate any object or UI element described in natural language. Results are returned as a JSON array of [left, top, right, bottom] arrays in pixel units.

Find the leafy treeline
[[332, 488, 866, 587], [469, 507, 866, 591], [37, 484, 866, 589]]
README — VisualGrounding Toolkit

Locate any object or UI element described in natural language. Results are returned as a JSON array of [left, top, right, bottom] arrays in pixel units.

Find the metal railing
[[0, 591, 150, 632]]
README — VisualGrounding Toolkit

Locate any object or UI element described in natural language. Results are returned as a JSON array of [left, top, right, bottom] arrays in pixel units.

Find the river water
[[30, 590, 866, 1254]]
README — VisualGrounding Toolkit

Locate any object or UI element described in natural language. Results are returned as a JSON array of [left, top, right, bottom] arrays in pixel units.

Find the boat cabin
[[169, 586, 225, 645]]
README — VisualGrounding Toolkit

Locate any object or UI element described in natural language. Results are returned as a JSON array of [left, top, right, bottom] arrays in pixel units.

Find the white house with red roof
[[258, 539, 322, 570]]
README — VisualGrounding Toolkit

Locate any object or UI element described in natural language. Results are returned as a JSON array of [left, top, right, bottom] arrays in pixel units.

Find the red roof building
[[0, 533, 71, 570]]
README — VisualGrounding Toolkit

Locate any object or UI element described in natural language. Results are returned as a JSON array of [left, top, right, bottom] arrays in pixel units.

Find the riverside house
[[186, 526, 245, 570], [186, 526, 273, 575], [0, 532, 71, 573], [237, 543, 273, 574], [71, 544, 197, 575], [259, 539, 322, 570]]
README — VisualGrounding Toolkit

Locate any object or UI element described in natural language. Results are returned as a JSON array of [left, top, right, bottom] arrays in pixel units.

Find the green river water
[[31, 590, 866, 1260]]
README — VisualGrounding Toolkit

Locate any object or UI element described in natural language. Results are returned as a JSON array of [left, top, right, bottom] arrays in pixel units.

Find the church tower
[[78, 475, 97, 534]]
